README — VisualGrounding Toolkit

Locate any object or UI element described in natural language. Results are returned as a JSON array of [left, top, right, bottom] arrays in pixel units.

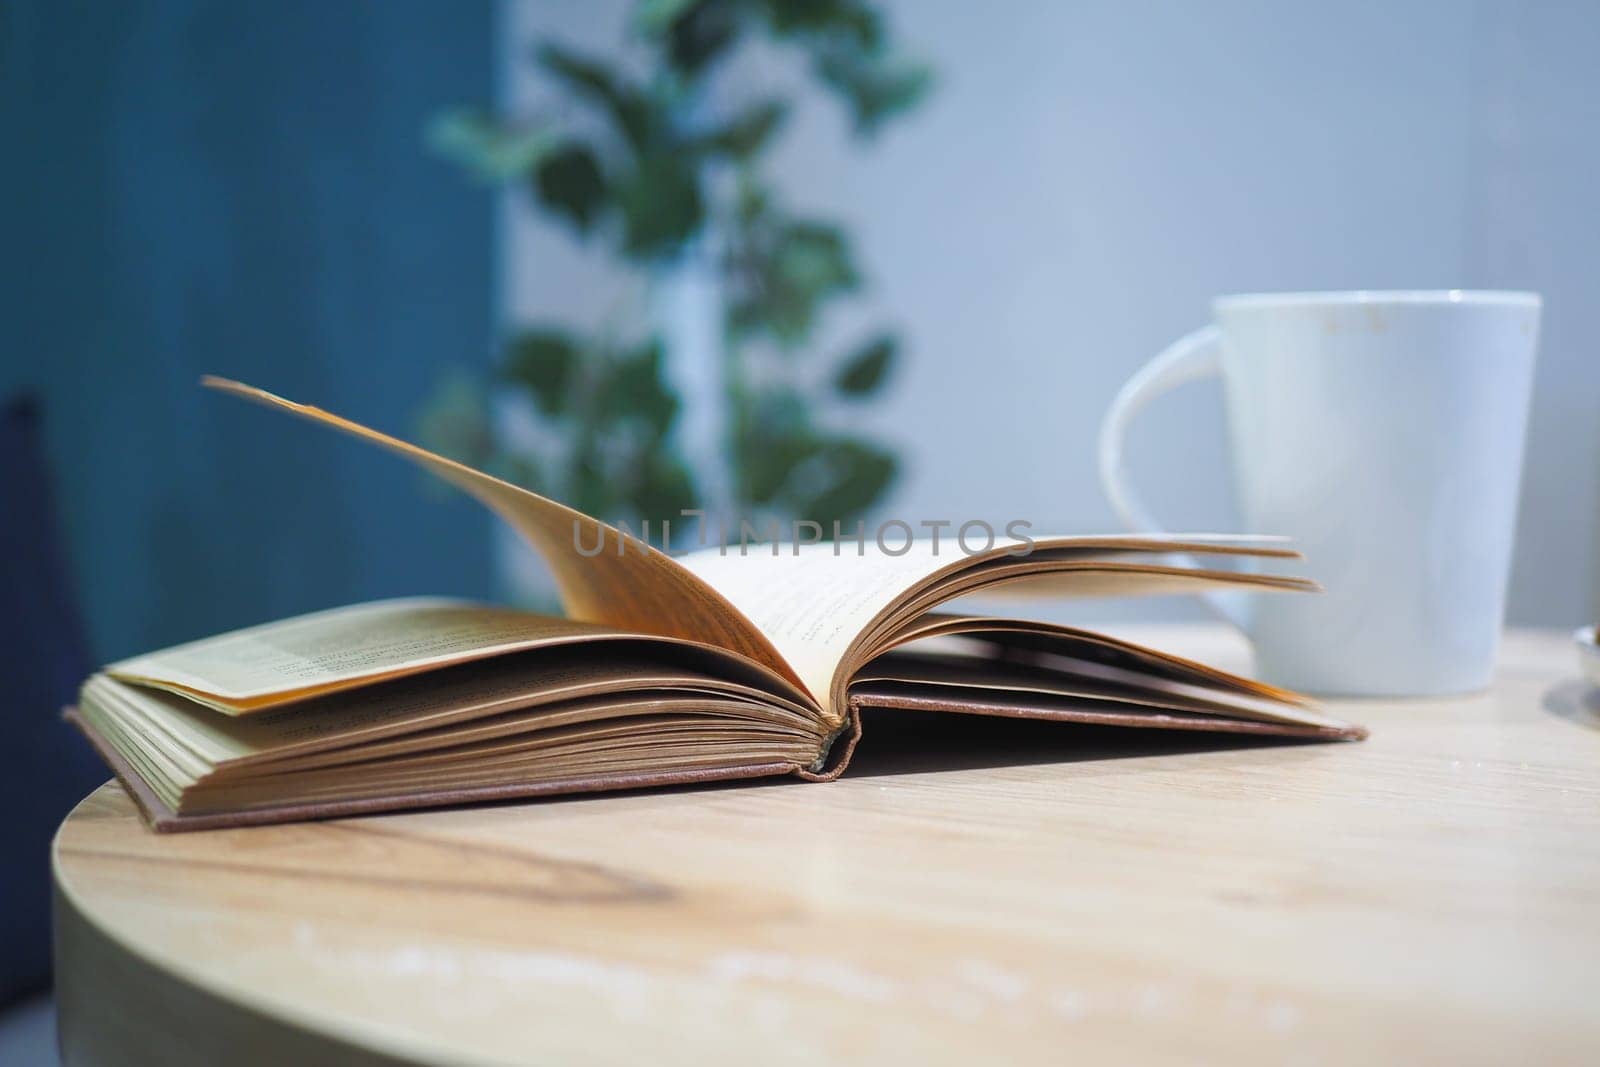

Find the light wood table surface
[[53, 625, 1600, 1065]]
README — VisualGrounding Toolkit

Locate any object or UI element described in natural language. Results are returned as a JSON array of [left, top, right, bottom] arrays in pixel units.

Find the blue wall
[[1, 0, 497, 661]]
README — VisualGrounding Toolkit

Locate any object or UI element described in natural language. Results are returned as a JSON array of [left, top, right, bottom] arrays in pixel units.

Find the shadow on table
[[418, 710, 1344, 820], [839, 707, 1327, 779], [1542, 681, 1600, 731]]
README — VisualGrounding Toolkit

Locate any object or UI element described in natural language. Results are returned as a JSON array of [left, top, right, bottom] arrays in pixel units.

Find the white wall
[[503, 0, 1600, 626]]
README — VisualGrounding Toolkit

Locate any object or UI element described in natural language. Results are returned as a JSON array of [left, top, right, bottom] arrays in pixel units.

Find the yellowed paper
[[107, 598, 629, 711], [678, 535, 1314, 718], [202, 378, 805, 691], [91, 645, 816, 769]]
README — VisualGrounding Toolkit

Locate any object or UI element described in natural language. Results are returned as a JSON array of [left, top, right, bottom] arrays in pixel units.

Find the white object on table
[[1100, 290, 1541, 697], [1577, 625, 1600, 687]]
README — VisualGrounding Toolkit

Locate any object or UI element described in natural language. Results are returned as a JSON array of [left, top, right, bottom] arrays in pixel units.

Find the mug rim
[[1214, 289, 1540, 311]]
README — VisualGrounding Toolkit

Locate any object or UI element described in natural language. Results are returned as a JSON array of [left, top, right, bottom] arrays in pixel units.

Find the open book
[[68, 379, 1365, 832]]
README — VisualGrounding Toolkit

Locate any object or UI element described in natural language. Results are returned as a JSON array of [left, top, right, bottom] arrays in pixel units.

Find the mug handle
[[1097, 325, 1249, 630]]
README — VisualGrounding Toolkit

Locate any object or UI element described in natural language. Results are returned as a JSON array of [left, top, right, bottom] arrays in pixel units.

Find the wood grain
[[53, 626, 1600, 1065]]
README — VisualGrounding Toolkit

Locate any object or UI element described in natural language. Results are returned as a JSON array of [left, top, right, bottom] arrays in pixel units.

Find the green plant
[[424, 0, 931, 538]]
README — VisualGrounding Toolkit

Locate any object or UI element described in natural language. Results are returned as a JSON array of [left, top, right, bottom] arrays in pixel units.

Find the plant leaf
[[833, 334, 896, 396], [738, 221, 857, 342], [697, 99, 787, 158], [784, 436, 897, 524], [596, 338, 679, 436], [813, 46, 933, 135], [534, 142, 608, 232], [503, 330, 582, 417], [537, 44, 656, 150], [614, 152, 704, 259], [568, 446, 621, 519], [491, 452, 546, 495], [634, 0, 702, 32], [425, 110, 557, 181], [778, 222, 856, 294], [630, 450, 700, 524], [732, 388, 814, 505], [640, 0, 742, 73], [765, 0, 881, 48], [416, 373, 493, 469], [536, 43, 619, 101]]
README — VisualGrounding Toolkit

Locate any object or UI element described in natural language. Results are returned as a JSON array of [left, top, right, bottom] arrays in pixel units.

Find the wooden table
[[52, 626, 1600, 1065]]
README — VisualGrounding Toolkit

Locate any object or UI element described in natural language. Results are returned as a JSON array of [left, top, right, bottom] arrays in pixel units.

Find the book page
[[201, 379, 805, 693], [678, 544, 961, 716], [107, 598, 637, 711], [678, 535, 1314, 719], [854, 648, 1349, 731], [88, 650, 816, 771]]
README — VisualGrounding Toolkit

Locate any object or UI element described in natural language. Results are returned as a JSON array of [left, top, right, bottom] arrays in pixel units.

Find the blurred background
[[2, 0, 1599, 1057], [7, 0, 1600, 657]]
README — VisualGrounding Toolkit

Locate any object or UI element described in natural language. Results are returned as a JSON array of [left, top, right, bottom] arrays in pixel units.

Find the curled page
[[201, 378, 807, 696], [679, 535, 1315, 718]]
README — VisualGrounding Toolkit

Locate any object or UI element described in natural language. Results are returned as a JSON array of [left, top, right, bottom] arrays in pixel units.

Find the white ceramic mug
[[1099, 290, 1541, 696]]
